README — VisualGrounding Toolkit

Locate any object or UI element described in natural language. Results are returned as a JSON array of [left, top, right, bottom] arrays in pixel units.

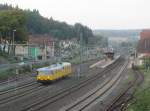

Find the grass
[[123, 69, 135, 86], [32, 61, 50, 69], [0, 57, 79, 81], [0, 55, 9, 64], [0, 68, 16, 80], [68, 54, 101, 64], [127, 68, 150, 111], [0, 52, 21, 64], [0, 65, 33, 80], [0, 54, 101, 81]]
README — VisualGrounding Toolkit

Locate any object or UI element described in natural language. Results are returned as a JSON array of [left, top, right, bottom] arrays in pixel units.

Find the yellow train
[[36, 62, 71, 83]]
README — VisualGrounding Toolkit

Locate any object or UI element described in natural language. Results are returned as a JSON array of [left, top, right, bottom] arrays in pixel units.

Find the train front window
[[38, 71, 51, 75]]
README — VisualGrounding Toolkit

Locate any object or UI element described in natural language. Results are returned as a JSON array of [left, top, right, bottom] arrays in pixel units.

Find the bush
[[0, 68, 16, 80], [130, 89, 150, 111], [32, 61, 50, 69], [19, 65, 32, 73]]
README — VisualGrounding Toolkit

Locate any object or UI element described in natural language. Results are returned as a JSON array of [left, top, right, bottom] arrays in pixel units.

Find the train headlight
[[48, 76, 50, 79], [38, 76, 40, 79]]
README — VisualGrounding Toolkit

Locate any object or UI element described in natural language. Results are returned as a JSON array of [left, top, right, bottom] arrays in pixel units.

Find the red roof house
[[139, 30, 150, 55]]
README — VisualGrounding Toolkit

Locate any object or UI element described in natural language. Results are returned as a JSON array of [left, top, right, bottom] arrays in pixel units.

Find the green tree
[[0, 9, 27, 53], [0, 4, 94, 45]]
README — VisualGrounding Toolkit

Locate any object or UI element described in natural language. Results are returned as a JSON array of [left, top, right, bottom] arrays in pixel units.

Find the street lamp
[[13, 29, 16, 56]]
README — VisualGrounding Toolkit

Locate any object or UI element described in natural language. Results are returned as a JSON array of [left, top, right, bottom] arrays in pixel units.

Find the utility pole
[[44, 40, 47, 60], [27, 42, 29, 59], [12, 29, 16, 56], [0, 32, 2, 51], [79, 32, 83, 77], [14, 65, 19, 94]]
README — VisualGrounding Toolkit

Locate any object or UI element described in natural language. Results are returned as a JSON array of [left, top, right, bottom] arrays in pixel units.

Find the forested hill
[[25, 10, 93, 41], [93, 29, 141, 38], [0, 4, 93, 43]]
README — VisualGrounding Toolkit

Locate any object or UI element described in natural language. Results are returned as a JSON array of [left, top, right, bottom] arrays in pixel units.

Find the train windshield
[[38, 70, 51, 75]]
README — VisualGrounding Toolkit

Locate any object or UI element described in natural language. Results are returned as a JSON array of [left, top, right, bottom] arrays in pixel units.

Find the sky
[[0, 0, 150, 29]]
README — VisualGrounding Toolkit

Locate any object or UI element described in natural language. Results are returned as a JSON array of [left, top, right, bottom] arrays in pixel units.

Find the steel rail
[[64, 59, 128, 111], [0, 84, 44, 105], [0, 58, 101, 107], [0, 81, 37, 95], [21, 57, 123, 111], [105, 68, 144, 111]]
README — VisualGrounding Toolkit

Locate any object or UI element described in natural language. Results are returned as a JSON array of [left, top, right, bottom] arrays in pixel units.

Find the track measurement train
[[36, 62, 71, 83]]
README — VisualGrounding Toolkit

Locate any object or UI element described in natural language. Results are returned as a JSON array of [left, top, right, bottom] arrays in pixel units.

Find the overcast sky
[[0, 0, 150, 29]]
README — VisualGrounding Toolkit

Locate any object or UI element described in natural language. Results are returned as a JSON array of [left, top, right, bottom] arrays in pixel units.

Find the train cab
[[36, 62, 71, 83]]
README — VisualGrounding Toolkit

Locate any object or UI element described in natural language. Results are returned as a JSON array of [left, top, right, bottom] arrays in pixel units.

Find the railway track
[[21, 57, 124, 111], [105, 67, 144, 111], [60, 59, 128, 111], [0, 59, 99, 108], [0, 72, 35, 86], [0, 58, 98, 93], [0, 81, 37, 95], [0, 77, 36, 92], [0, 83, 45, 105]]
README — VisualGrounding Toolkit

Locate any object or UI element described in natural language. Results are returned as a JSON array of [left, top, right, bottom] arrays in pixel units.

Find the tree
[[88, 35, 108, 47], [0, 9, 27, 54], [24, 10, 93, 42], [74, 23, 93, 44], [0, 4, 94, 45]]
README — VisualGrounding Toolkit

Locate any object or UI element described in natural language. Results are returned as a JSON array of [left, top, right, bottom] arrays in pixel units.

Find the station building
[[138, 29, 150, 67], [139, 29, 150, 54], [15, 34, 55, 60]]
